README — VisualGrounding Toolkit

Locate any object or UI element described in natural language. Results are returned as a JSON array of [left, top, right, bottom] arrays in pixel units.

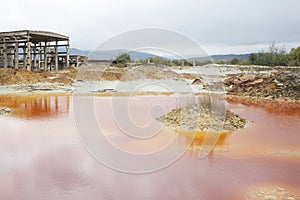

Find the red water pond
[[0, 94, 299, 200]]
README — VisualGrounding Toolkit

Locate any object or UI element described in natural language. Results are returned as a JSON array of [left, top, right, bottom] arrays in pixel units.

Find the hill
[[70, 48, 251, 61]]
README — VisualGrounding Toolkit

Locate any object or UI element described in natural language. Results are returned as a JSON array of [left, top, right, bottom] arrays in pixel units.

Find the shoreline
[[0, 91, 299, 102]]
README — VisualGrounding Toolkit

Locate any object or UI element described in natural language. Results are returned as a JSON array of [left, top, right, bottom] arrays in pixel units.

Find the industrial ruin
[[0, 30, 87, 71]]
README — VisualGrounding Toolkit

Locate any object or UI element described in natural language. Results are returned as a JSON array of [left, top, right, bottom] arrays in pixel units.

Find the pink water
[[0, 94, 299, 200]]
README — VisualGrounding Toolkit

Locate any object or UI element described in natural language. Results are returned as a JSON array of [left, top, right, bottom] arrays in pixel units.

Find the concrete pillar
[[3, 39, 8, 68], [66, 40, 70, 68], [23, 47, 27, 69], [33, 43, 37, 69], [8, 47, 14, 68], [0, 43, 3, 67], [38, 42, 42, 69], [44, 42, 47, 71], [54, 41, 58, 70], [27, 41, 31, 70], [14, 42, 19, 69]]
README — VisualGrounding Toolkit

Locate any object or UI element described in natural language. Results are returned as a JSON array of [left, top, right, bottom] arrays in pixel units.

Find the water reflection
[[0, 94, 229, 159], [176, 131, 230, 158], [0, 94, 70, 119]]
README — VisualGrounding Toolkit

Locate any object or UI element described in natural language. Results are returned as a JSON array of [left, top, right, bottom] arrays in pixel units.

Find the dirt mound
[[180, 73, 201, 80], [101, 68, 126, 81], [48, 77, 73, 85], [0, 68, 75, 86], [157, 104, 247, 132], [0, 68, 46, 85], [76, 68, 125, 81], [41, 67, 77, 83], [76, 65, 183, 81], [225, 71, 300, 100], [118, 66, 178, 81]]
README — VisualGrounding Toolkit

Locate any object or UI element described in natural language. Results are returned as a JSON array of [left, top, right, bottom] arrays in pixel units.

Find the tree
[[255, 42, 288, 66], [230, 57, 239, 65], [249, 53, 257, 64], [270, 42, 288, 66], [289, 47, 300, 66], [112, 53, 131, 67], [133, 58, 141, 63]]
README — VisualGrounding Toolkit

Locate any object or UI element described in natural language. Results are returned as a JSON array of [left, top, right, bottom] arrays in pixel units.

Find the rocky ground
[[225, 69, 300, 101]]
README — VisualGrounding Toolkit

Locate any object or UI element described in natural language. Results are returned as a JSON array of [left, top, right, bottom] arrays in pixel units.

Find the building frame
[[0, 30, 70, 71]]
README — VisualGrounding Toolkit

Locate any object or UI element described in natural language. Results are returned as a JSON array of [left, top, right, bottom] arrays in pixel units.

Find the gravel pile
[[157, 104, 247, 132]]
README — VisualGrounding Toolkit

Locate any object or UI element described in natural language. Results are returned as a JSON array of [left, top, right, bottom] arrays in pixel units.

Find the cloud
[[1, 0, 300, 54]]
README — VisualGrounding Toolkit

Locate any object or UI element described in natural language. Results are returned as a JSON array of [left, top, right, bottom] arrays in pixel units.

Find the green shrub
[[112, 53, 131, 67]]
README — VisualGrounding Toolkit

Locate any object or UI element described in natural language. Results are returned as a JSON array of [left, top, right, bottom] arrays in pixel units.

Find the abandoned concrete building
[[70, 55, 88, 67], [0, 30, 74, 71]]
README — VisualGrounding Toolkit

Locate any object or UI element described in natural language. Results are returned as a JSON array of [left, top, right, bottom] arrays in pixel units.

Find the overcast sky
[[1, 0, 300, 55]]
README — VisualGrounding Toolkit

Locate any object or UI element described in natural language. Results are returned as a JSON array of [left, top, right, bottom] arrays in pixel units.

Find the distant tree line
[[215, 42, 300, 66], [139, 57, 193, 66], [112, 42, 300, 67], [112, 53, 195, 67]]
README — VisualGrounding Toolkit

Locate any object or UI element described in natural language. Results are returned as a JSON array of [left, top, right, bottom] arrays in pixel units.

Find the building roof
[[0, 30, 69, 42]]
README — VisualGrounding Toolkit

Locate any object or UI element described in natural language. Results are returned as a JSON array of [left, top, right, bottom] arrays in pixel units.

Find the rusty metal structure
[[0, 30, 70, 71]]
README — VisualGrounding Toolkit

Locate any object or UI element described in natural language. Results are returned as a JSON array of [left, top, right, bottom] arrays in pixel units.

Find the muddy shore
[[1, 64, 299, 100]]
